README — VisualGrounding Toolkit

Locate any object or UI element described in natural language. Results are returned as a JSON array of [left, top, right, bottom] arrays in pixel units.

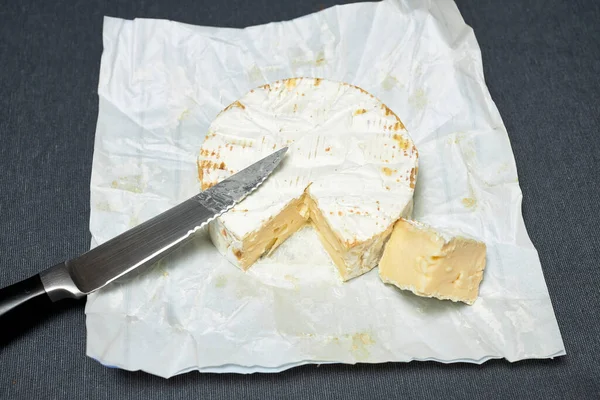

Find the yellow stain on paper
[[381, 75, 400, 91], [291, 50, 327, 71], [461, 197, 477, 209], [447, 132, 466, 145], [284, 274, 300, 291], [350, 332, 375, 359], [155, 260, 169, 278], [409, 88, 428, 110], [248, 65, 263, 83], [111, 175, 145, 194], [128, 215, 139, 228], [315, 51, 327, 67], [324, 331, 375, 360], [462, 176, 478, 210], [177, 108, 190, 121], [95, 201, 113, 212], [215, 275, 227, 288]]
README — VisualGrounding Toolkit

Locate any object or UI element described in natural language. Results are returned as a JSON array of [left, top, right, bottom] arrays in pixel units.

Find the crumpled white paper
[[85, 0, 565, 378]]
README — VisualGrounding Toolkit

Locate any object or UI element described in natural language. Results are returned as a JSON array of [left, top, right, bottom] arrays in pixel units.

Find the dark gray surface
[[0, 0, 598, 398]]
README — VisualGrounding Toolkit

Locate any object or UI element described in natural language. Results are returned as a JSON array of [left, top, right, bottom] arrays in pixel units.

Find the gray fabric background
[[0, 0, 598, 398]]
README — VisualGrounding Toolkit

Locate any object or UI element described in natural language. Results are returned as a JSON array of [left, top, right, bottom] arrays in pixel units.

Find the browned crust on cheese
[[284, 78, 300, 90], [409, 167, 418, 189], [393, 134, 411, 150], [225, 100, 245, 111], [197, 159, 203, 182]]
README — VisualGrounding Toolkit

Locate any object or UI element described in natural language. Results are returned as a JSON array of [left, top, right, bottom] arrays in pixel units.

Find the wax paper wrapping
[[85, 0, 565, 378]]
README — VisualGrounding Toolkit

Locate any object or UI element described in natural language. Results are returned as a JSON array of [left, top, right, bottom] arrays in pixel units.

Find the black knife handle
[[0, 274, 52, 319]]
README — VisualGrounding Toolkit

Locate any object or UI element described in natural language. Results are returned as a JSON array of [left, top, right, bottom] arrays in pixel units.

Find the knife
[[0, 147, 288, 323]]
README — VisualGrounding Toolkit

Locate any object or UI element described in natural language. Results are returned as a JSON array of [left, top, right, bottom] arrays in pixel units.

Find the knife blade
[[0, 147, 288, 321]]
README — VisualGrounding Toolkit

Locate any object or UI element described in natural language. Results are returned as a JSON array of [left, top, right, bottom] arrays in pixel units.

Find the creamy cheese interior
[[379, 219, 486, 304], [305, 193, 353, 279], [237, 196, 309, 270]]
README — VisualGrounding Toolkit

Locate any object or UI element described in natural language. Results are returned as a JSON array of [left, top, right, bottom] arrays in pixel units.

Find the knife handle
[[0, 263, 84, 342], [0, 274, 52, 319]]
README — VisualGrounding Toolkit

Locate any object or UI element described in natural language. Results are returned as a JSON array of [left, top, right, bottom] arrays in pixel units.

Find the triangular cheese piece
[[379, 219, 487, 304]]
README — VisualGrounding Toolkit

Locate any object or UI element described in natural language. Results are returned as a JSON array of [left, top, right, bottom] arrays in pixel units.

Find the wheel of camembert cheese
[[198, 77, 418, 281]]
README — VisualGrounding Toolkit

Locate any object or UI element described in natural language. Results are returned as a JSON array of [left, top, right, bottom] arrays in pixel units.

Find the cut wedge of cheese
[[198, 78, 418, 281], [379, 219, 487, 304]]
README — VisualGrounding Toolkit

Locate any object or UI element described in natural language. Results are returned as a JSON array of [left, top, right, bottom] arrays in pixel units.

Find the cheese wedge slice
[[379, 219, 487, 304], [198, 78, 418, 281]]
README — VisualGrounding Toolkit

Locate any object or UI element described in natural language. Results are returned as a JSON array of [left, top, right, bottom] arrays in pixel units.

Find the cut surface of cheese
[[198, 77, 418, 280], [379, 219, 487, 305]]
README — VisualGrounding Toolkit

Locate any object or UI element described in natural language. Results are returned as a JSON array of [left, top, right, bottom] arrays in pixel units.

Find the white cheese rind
[[198, 78, 418, 279]]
